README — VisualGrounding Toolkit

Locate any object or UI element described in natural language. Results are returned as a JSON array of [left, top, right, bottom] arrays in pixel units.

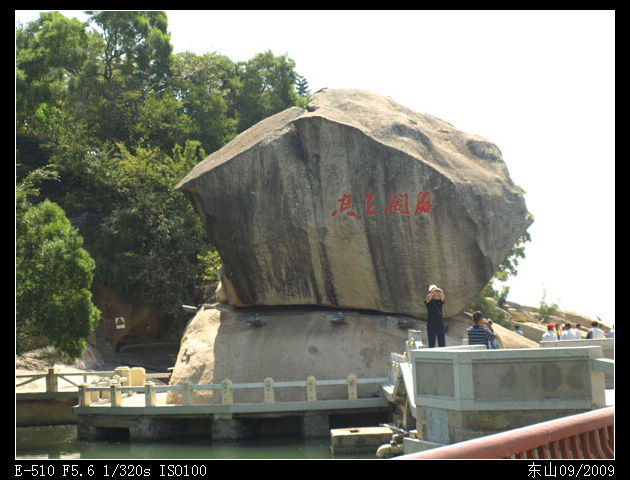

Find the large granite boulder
[[176, 88, 532, 319]]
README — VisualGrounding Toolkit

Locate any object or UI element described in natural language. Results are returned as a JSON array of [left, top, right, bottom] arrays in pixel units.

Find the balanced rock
[[176, 89, 532, 319]]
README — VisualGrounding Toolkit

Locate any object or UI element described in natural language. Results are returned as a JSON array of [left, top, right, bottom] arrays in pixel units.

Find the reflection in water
[[16, 425, 375, 460]]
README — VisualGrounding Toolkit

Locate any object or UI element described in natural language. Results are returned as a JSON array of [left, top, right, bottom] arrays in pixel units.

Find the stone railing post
[[130, 367, 145, 386], [79, 384, 90, 407], [110, 379, 121, 407], [347, 374, 357, 400], [264, 377, 275, 404], [221, 379, 233, 405], [46, 367, 58, 393], [306, 376, 317, 402], [114, 366, 130, 386], [90, 380, 100, 403], [145, 383, 156, 407], [183, 380, 193, 406]]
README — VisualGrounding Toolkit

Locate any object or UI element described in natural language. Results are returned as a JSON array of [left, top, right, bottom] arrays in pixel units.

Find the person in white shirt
[[560, 323, 578, 340], [586, 321, 606, 339], [542, 323, 558, 342], [609, 326, 614, 338]]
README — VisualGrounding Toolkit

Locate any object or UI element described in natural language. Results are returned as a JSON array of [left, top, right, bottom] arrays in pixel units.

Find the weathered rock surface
[[176, 88, 532, 319], [92, 284, 165, 349]]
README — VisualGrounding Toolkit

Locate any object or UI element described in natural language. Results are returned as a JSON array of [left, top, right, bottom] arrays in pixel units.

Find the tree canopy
[[16, 11, 310, 358], [16, 169, 100, 359]]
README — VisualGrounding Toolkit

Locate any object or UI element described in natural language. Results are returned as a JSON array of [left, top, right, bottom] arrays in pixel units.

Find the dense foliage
[[466, 231, 531, 323], [16, 11, 310, 358], [16, 169, 100, 359]]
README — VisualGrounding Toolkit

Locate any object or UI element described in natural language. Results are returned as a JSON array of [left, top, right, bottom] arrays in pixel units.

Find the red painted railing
[[395, 407, 614, 459]]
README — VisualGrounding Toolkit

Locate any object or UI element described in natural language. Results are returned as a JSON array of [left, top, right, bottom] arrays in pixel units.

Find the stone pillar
[[182, 380, 193, 406], [46, 367, 58, 393], [212, 417, 255, 441], [145, 384, 156, 407], [89, 380, 100, 403], [110, 380, 122, 407], [302, 413, 330, 438], [79, 384, 90, 407], [129, 367, 145, 386], [100, 378, 110, 400], [306, 376, 317, 402], [221, 379, 233, 405], [114, 366, 130, 386], [264, 377, 275, 404], [129, 416, 188, 441], [347, 374, 357, 400]]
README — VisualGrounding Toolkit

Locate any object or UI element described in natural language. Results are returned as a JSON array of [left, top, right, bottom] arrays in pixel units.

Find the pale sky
[[16, 10, 616, 325]]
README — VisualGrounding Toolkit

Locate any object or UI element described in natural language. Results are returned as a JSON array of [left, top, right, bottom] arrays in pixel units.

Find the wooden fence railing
[[16, 368, 169, 393]]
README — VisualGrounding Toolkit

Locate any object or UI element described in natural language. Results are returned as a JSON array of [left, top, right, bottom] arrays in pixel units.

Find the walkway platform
[[71, 375, 393, 441]]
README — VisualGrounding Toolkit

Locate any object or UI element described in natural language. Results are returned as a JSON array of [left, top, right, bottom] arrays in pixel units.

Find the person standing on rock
[[425, 284, 446, 348]]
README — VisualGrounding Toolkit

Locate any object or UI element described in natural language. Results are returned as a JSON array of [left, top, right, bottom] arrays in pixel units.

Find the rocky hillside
[[492, 300, 610, 344]]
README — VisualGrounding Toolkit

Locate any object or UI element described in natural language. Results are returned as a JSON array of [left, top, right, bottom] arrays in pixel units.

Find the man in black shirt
[[425, 284, 446, 348]]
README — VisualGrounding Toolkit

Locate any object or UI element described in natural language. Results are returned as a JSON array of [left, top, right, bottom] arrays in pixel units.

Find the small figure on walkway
[[586, 321, 606, 339], [513, 324, 524, 336], [576, 323, 583, 338], [467, 311, 495, 349], [542, 323, 558, 342], [425, 284, 446, 348], [560, 323, 578, 340], [486, 319, 499, 349]]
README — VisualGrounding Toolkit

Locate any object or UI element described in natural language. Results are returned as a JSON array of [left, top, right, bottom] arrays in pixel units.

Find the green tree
[[466, 230, 531, 322], [84, 141, 211, 315], [16, 12, 96, 183], [87, 11, 172, 93], [467, 283, 507, 322], [16, 12, 91, 135], [15, 11, 311, 338], [295, 74, 310, 97], [494, 231, 531, 282], [233, 50, 301, 131], [171, 52, 238, 153], [294, 74, 311, 107], [16, 170, 100, 360], [80, 11, 173, 144], [537, 288, 559, 323]]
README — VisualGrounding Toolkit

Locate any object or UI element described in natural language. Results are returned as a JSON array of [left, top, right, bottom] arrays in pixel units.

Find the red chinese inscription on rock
[[331, 191, 433, 217]]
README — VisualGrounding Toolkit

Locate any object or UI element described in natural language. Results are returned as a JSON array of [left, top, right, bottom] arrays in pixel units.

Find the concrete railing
[[395, 406, 614, 459], [76, 375, 389, 411], [399, 344, 613, 448], [408, 345, 608, 412], [541, 338, 614, 357], [541, 338, 614, 388], [16, 367, 169, 393]]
